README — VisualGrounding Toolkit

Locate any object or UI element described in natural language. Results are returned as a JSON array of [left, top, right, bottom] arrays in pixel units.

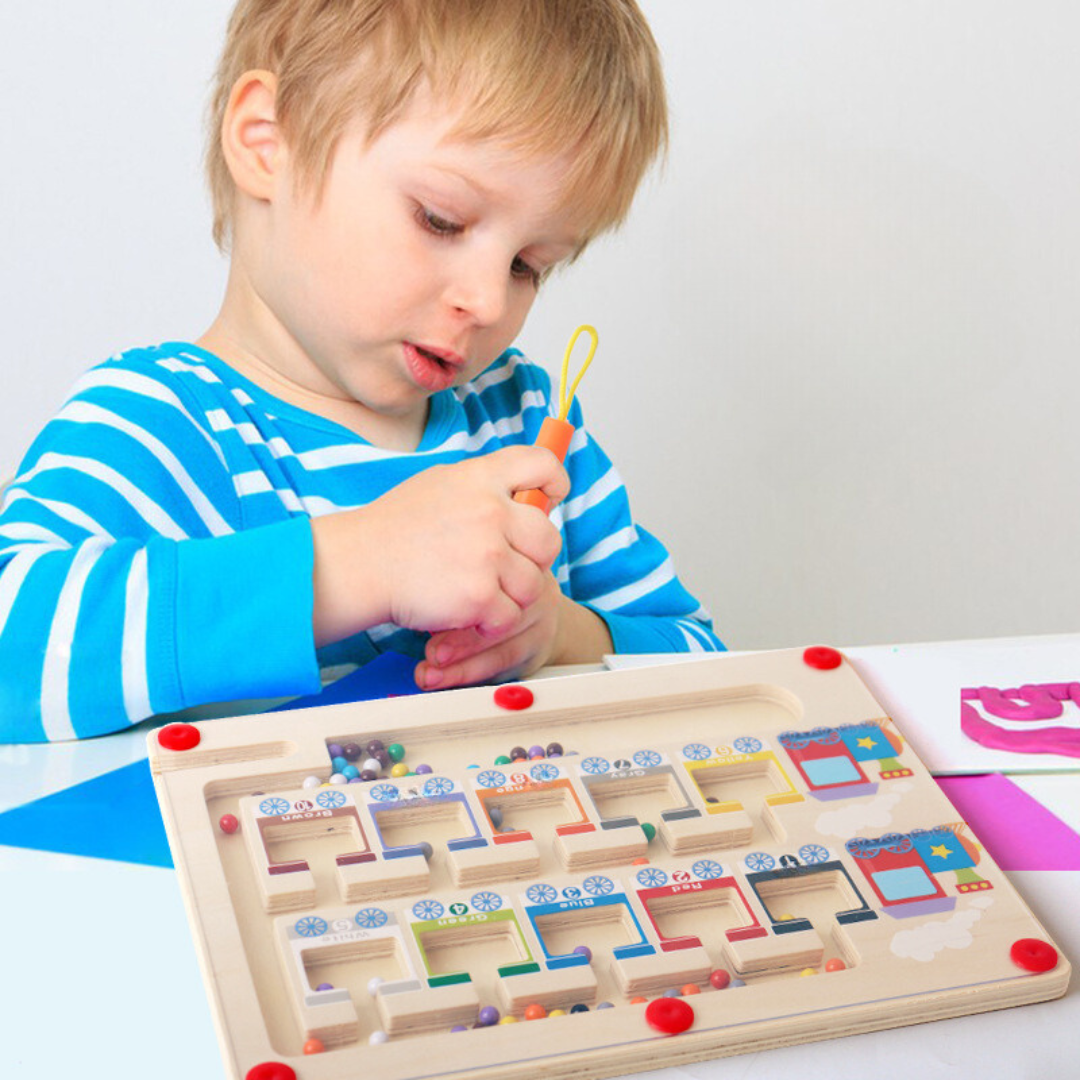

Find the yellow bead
[[799, 968, 817, 977], [390, 762, 409, 778], [548, 1009, 566, 1017], [498, 1015, 518, 1024]]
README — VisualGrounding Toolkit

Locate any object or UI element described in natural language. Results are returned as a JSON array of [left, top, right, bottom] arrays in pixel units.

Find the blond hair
[[205, 0, 667, 251]]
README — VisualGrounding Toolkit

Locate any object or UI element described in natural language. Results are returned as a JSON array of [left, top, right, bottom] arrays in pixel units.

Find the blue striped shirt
[[0, 343, 722, 743]]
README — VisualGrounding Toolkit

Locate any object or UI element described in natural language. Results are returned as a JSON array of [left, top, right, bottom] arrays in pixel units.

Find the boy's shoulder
[[457, 348, 555, 409]]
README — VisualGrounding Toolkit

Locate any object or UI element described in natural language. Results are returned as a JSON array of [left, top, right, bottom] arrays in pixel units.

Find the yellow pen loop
[[557, 324, 598, 421]]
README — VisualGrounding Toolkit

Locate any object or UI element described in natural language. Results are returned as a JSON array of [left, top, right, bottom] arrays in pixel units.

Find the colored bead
[[362, 757, 382, 774], [326, 743, 344, 760], [632, 857, 649, 865], [342, 743, 362, 761], [494, 755, 512, 766], [477, 1005, 500, 1026], [524, 1003, 546, 1020], [1010, 938, 1058, 972], [158, 723, 200, 751], [681, 984, 701, 995], [549, 1008, 567, 1017], [596, 1001, 614, 1010], [332, 756, 349, 773], [498, 1015, 518, 1024], [374, 749, 391, 768], [342, 765, 360, 780], [489, 807, 504, 829], [302, 775, 321, 789], [369, 1030, 389, 1045], [641, 822, 656, 842], [348, 777, 363, 784], [367, 739, 385, 754], [415, 763, 433, 774], [368, 976, 384, 996], [662, 988, 681, 998], [803, 645, 843, 670], [390, 762, 409, 777], [825, 958, 846, 972], [645, 997, 694, 1034], [545, 742, 563, 756], [629, 996, 647, 1004], [359, 769, 377, 781], [572, 945, 592, 963], [450, 1025, 467, 1032], [709, 969, 731, 990], [799, 968, 817, 977], [510, 747, 528, 761], [245, 1065, 296, 1080], [316, 982, 333, 991], [494, 684, 534, 710], [387, 743, 406, 762], [303, 1038, 324, 1055], [419, 841, 434, 861], [570, 1003, 589, 1013], [218, 814, 239, 835], [528, 745, 545, 758]]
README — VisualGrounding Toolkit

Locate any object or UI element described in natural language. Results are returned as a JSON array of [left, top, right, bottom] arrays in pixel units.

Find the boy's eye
[[511, 256, 541, 287], [416, 206, 463, 236]]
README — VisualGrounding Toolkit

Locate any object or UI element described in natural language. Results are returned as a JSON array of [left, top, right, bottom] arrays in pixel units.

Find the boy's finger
[[488, 446, 571, 506]]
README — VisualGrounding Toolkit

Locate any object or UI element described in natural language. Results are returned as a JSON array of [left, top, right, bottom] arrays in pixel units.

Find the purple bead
[[316, 982, 334, 991], [663, 988, 681, 998], [360, 769, 378, 781], [477, 1005, 500, 1026], [347, 776, 364, 784], [450, 1025, 467, 1032], [342, 742, 362, 761], [367, 739, 385, 754], [374, 748, 391, 768], [545, 742, 563, 757], [327, 743, 344, 760], [572, 945, 592, 963], [528, 745, 545, 758], [415, 763, 433, 775]]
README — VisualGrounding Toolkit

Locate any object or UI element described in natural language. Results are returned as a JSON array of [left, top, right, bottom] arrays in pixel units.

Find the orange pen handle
[[514, 416, 575, 513]]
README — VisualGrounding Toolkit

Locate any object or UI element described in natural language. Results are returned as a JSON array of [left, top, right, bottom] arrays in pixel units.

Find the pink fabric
[[935, 773, 1080, 870]]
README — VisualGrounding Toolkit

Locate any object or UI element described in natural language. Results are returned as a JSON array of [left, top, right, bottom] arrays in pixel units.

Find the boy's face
[[252, 92, 583, 437]]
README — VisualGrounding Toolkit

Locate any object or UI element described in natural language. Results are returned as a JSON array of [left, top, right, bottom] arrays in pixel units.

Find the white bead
[[302, 775, 321, 789], [330, 773, 348, 785], [369, 1030, 389, 1045], [363, 757, 382, 774], [368, 975, 384, 997]]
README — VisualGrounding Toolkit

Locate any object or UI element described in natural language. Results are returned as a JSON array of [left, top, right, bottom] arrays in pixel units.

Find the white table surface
[[1, 638, 1077, 1079]]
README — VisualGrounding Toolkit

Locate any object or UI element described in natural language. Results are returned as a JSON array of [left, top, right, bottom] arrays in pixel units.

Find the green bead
[[494, 755, 512, 766], [387, 743, 406, 762], [641, 822, 656, 842]]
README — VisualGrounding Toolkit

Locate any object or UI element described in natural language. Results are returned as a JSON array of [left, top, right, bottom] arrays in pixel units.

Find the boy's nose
[[445, 259, 510, 327]]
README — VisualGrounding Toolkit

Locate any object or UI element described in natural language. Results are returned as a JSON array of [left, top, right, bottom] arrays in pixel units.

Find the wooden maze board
[[148, 648, 1070, 1080]]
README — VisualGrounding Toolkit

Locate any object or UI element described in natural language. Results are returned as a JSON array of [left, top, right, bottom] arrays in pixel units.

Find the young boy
[[0, 0, 722, 743]]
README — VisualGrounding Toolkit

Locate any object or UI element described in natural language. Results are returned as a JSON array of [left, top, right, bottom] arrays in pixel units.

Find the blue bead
[[331, 756, 348, 773], [342, 764, 360, 780]]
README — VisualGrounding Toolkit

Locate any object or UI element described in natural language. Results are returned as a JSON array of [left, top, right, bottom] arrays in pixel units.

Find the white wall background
[[1, 1, 1077, 651]]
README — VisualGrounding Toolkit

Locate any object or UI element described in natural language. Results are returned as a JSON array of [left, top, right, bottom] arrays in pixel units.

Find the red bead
[[644, 997, 694, 1034], [803, 646, 843, 671], [494, 684, 534, 711], [219, 814, 240, 835], [1010, 938, 1058, 972], [158, 722, 200, 751], [245, 1064, 297, 1080], [708, 969, 731, 989]]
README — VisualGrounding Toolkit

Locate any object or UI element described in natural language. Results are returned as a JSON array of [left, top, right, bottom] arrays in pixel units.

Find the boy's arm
[[555, 394, 724, 654], [0, 367, 321, 742]]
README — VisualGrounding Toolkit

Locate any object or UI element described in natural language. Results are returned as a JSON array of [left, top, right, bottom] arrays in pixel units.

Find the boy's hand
[[415, 578, 613, 690], [311, 447, 569, 647]]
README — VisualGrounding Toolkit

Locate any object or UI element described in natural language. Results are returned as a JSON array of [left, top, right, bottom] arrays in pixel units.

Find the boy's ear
[[220, 70, 284, 201]]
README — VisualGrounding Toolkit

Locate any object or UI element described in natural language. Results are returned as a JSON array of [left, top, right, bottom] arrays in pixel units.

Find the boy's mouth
[[403, 341, 465, 392]]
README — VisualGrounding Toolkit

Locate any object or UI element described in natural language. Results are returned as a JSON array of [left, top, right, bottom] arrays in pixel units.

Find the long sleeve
[[0, 359, 320, 743]]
